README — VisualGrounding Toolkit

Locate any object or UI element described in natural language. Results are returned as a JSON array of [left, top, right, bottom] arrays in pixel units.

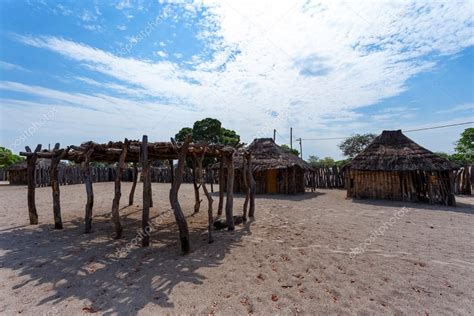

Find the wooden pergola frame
[[19, 135, 256, 253]]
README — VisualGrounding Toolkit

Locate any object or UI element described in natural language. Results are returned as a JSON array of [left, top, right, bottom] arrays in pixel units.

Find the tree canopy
[[338, 133, 376, 158], [175, 118, 240, 146], [0, 147, 24, 168], [454, 128, 474, 162], [280, 144, 300, 157]]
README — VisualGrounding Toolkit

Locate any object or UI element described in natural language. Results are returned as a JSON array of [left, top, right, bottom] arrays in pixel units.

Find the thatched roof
[[349, 130, 458, 171], [235, 138, 313, 172]]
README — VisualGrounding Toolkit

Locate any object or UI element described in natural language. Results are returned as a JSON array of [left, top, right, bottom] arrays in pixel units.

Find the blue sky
[[0, 0, 473, 159]]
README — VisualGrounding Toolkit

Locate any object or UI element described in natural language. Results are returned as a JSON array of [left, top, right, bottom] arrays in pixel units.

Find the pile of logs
[[19, 136, 256, 254]]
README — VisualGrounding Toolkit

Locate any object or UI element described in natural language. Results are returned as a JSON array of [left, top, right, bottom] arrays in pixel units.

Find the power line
[[403, 121, 473, 132], [299, 121, 473, 141]]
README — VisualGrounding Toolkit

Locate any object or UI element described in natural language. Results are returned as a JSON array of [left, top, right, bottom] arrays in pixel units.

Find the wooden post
[[50, 143, 67, 229], [242, 153, 250, 222], [225, 151, 235, 230], [192, 157, 201, 213], [141, 136, 151, 247], [83, 146, 94, 233], [169, 159, 174, 184], [218, 157, 224, 216], [169, 136, 191, 254], [197, 149, 214, 243], [111, 139, 128, 239], [128, 162, 138, 206], [26, 144, 41, 225], [248, 153, 256, 218]]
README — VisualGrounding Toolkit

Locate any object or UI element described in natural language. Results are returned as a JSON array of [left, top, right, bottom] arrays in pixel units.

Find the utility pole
[[297, 138, 303, 159], [290, 127, 293, 150], [273, 129, 276, 141]]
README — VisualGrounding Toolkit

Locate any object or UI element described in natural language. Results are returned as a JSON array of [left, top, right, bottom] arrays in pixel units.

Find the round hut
[[345, 130, 458, 206], [231, 138, 313, 194]]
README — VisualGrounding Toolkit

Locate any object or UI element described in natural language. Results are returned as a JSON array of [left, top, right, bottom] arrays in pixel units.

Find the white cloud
[[436, 103, 474, 114], [0, 61, 29, 72], [156, 50, 168, 58], [7, 0, 474, 158], [117, 25, 127, 31]]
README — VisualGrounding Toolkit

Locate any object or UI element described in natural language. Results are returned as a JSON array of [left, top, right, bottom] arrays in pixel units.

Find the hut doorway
[[266, 169, 278, 193]]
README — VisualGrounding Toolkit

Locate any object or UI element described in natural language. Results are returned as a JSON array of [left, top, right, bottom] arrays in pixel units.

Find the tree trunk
[[169, 136, 191, 254], [218, 158, 224, 216], [111, 140, 128, 239], [26, 144, 41, 225], [197, 150, 214, 243], [225, 152, 235, 230], [141, 136, 151, 247], [128, 162, 138, 206], [192, 158, 201, 213], [248, 154, 256, 218], [169, 159, 174, 184], [83, 147, 94, 233], [242, 153, 250, 223], [50, 143, 66, 229]]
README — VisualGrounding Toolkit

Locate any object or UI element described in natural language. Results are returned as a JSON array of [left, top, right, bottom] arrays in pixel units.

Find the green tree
[[174, 118, 241, 146], [175, 127, 193, 142], [454, 128, 474, 163], [339, 133, 376, 158], [307, 155, 336, 168], [280, 144, 300, 157], [0, 147, 24, 168]]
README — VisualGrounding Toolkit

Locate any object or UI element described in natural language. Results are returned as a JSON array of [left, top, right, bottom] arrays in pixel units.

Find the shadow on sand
[[351, 198, 474, 215], [0, 207, 253, 314]]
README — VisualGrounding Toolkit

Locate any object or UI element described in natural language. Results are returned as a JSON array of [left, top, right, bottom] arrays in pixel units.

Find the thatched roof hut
[[346, 130, 458, 205], [225, 138, 313, 194]]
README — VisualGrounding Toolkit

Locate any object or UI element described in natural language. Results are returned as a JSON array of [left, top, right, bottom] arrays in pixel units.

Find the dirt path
[[0, 183, 472, 314]]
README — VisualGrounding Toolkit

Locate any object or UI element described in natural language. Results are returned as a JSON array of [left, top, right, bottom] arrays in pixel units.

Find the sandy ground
[[0, 182, 473, 315]]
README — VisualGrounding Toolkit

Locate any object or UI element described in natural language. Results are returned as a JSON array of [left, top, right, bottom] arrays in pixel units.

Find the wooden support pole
[[248, 154, 256, 218], [50, 143, 67, 229], [83, 147, 94, 233], [242, 153, 250, 223], [169, 159, 174, 184], [218, 157, 224, 216], [169, 136, 191, 254], [26, 144, 41, 225], [197, 149, 214, 243], [225, 151, 235, 230], [192, 157, 202, 213], [141, 136, 151, 247], [111, 139, 128, 239], [128, 162, 138, 206]]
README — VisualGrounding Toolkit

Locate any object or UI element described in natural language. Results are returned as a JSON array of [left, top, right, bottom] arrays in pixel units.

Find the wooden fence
[[306, 164, 474, 196], [31, 166, 215, 188], [306, 166, 346, 190], [454, 165, 473, 195]]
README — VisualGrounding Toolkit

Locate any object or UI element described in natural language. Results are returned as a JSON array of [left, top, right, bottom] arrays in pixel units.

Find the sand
[[0, 182, 473, 315]]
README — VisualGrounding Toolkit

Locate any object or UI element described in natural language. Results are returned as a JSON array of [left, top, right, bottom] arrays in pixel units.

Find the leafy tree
[[174, 118, 241, 146], [220, 127, 240, 146], [454, 128, 474, 163], [280, 144, 300, 157], [193, 118, 222, 143], [339, 133, 376, 158], [0, 147, 24, 168], [307, 155, 336, 168], [175, 127, 193, 142]]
